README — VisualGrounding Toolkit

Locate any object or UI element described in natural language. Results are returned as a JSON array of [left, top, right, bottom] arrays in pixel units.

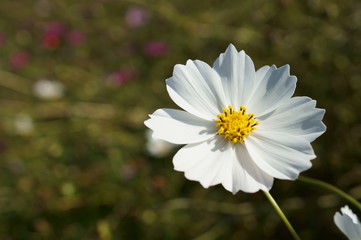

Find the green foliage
[[0, 0, 360, 239]]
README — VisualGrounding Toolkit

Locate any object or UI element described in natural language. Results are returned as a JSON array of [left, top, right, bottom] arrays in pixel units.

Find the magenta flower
[[42, 21, 65, 49], [125, 7, 149, 27], [106, 69, 135, 86], [143, 41, 169, 57], [42, 32, 61, 49], [45, 21, 65, 35], [10, 51, 30, 69]]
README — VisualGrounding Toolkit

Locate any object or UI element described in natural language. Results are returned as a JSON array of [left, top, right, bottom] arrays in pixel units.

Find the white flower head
[[144, 44, 326, 194], [334, 205, 361, 240], [15, 114, 34, 135], [33, 79, 64, 100]]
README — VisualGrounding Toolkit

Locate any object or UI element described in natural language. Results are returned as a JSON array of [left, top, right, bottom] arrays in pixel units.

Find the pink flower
[[125, 7, 149, 27], [143, 41, 169, 57], [45, 21, 65, 35], [42, 21, 65, 49], [10, 51, 29, 69], [106, 69, 135, 86], [42, 32, 61, 49], [66, 30, 86, 45]]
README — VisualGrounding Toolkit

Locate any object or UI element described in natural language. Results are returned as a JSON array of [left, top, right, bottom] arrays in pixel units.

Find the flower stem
[[298, 175, 361, 212], [263, 191, 301, 240]]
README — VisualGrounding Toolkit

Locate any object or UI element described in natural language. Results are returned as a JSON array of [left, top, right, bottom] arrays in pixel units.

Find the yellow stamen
[[215, 105, 259, 144]]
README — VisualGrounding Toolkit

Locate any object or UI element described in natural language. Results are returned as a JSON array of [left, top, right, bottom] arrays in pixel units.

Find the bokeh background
[[0, 0, 360, 239]]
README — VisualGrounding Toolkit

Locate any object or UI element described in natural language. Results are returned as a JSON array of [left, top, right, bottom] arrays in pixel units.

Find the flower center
[[215, 105, 259, 144]]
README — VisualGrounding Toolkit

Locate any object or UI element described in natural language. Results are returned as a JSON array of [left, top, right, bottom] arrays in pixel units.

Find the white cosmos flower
[[144, 44, 326, 194], [14, 114, 34, 135], [334, 205, 361, 240], [33, 79, 64, 100]]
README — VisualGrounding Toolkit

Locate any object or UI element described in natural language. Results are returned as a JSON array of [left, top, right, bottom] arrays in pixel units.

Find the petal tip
[[224, 43, 238, 54], [144, 118, 151, 127], [227, 43, 236, 49]]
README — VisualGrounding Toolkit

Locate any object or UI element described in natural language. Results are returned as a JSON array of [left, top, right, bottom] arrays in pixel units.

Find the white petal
[[213, 44, 256, 107], [166, 60, 227, 120], [334, 207, 361, 240], [341, 205, 361, 224], [247, 65, 297, 117], [245, 131, 316, 180], [231, 143, 274, 193], [254, 65, 271, 87], [144, 108, 216, 144], [258, 97, 326, 142], [173, 136, 273, 194], [173, 137, 230, 189]]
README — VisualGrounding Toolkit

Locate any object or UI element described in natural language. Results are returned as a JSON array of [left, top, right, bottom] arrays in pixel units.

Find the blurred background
[[0, 0, 360, 239]]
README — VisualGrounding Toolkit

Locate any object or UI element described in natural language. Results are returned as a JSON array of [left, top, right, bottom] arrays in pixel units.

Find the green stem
[[263, 191, 301, 240], [298, 175, 361, 212]]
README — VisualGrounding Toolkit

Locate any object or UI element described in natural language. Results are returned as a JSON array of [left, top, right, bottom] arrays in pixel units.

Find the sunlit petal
[[334, 205, 361, 240], [145, 108, 216, 144]]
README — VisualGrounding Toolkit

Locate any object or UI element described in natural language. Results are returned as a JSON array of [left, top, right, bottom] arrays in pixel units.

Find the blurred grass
[[0, 0, 360, 239]]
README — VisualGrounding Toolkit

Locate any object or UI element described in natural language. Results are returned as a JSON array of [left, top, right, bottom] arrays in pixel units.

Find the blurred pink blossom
[[125, 7, 149, 27], [66, 30, 86, 45], [10, 51, 29, 69], [106, 69, 135, 86], [45, 21, 65, 35], [42, 22, 86, 48], [42, 21, 65, 49], [143, 41, 169, 57], [42, 32, 61, 49]]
